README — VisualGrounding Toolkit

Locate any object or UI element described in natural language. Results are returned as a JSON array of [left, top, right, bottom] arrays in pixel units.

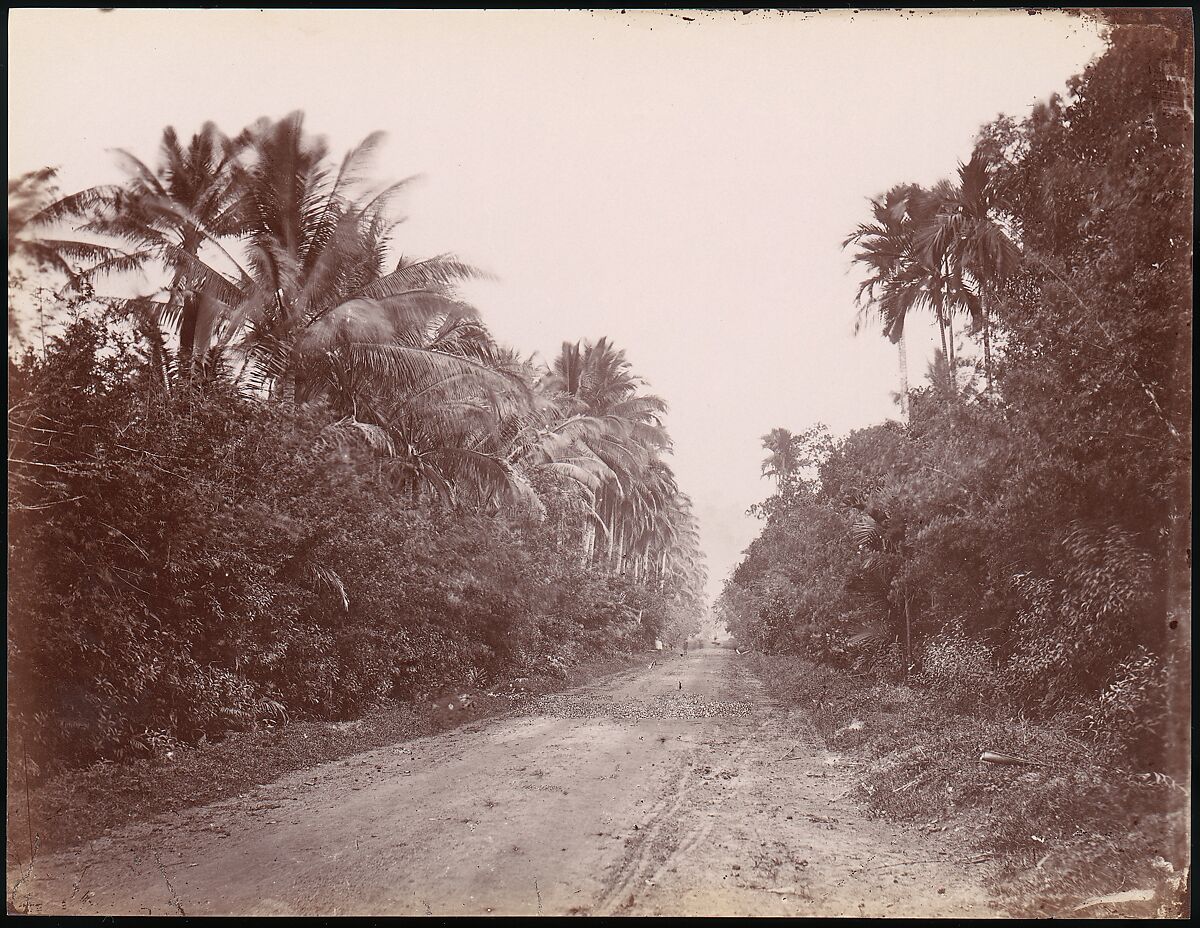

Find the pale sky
[[8, 9, 1107, 602]]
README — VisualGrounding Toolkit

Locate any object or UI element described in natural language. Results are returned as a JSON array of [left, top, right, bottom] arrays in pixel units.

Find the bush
[[913, 625, 995, 709], [1084, 646, 1170, 765], [7, 321, 674, 775]]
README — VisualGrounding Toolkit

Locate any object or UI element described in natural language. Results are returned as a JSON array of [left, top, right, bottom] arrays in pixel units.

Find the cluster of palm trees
[[16, 112, 705, 596], [843, 152, 1019, 414], [834, 154, 1022, 668], [538, 337, 705, 589]]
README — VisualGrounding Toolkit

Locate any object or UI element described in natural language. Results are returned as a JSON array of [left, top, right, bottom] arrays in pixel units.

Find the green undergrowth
[[6, 651, 648, 868], [752, 654, 1189, 918]]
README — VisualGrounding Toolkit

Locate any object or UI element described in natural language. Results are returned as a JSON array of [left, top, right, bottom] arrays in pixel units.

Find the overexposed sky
[[8, 9, 1107, 601]]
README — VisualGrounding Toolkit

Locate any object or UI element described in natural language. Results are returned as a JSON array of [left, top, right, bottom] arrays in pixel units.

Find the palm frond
[[318, 417, 397, 456], [341, 343, 531, 422]]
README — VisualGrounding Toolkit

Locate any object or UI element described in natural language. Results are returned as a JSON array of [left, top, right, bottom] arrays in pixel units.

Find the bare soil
[[7, 645, 1003, 916]]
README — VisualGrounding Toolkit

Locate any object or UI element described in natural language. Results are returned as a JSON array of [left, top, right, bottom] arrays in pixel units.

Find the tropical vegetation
[[8, 113, 705, 773], [719, 19, 1191, 773]]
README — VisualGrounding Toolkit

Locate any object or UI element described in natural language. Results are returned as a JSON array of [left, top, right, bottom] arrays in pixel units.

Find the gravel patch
[[528, 693, 755, 721]]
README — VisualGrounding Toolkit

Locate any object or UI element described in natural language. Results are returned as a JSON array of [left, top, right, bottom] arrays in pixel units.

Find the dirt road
[[8, 646, 1001, 916]]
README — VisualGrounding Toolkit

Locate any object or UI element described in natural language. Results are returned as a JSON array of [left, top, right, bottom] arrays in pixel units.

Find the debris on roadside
[[892, 775, 925, 794], [1073, 888, 1156, 910], [978, 750, 1043, 767], [1133, 771, 1188, 795]]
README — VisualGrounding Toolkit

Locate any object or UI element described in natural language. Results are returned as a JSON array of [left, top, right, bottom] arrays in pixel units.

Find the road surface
[[8, 645, 999, 916]]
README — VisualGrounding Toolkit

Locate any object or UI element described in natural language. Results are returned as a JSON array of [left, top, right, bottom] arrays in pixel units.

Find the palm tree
[[844, 185, 920, 414], [9, 168, 71, 275], [515, 337, 705, 600], [36, 112, 538, 505], [21, 114, 706, 577], [25, 123, 248, 377], [847, 183, 984, 402], [760, 427, 800, 484], [8, 167, 84, 351], [539, 337, 683, 575], [214, 113, 535, 504], [918, 151, 1020, 399]]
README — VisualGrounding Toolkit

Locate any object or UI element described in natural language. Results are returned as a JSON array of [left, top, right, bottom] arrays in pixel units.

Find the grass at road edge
[[5, 650, 659, 868], [748, 654, 1189, 919]]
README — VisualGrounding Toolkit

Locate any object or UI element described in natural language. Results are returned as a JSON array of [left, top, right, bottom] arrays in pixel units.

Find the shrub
[[1084, 646, 1170, 765], [914, 625, 995, 709]]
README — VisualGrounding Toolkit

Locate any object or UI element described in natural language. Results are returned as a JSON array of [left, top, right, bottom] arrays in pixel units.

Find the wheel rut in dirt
[[8, 646, 1000, 916]]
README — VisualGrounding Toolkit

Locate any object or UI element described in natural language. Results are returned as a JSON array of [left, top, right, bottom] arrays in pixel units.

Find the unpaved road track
[[8, 646, 1000, 916]]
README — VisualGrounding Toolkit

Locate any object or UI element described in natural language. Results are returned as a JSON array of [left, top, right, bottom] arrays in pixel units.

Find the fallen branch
[[1073, 888, 1155, 910], [979, 750, 1043, 767], [851, 857, 950, 873], [893, 775, 926, 793], [12, 495, 84, 511]]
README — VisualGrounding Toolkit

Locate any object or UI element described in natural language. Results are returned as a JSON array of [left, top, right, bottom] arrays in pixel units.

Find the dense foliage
[[8, 115, 705, 773], [719, 22, 1191, 769]]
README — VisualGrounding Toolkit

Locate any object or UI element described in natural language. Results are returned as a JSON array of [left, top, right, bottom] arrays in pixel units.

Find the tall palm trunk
[[939, 257, 957, 397], [177, 290, 200, 377], [980, 289, 994, 400], [582, 519, 595, 564], [946, 312, 957, 395], [175, 239, 204, 376], [937, 312, 950, 391], [897, 329, 910, 418]]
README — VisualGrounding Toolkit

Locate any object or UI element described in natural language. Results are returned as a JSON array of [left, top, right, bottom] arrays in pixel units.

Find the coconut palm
[[8, 167, 85, 350], [20, 114, 705, 588], [503, 382, 629, 535], [212, 113, 535, 503], [38, 112, 534, 504], [539, 338, 679, 572], [25, 123, 248, 376], [9, 168, 71, 275], [509, 336, 701, 593]]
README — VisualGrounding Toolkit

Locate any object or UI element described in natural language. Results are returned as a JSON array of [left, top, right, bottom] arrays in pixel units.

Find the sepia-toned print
[[7, 8, 1191, 918]]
